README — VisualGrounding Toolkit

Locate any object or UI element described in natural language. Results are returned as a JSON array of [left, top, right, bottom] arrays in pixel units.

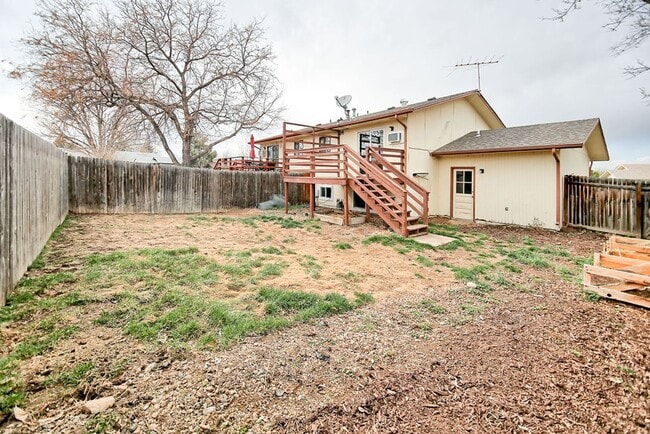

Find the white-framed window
[[358, 129, 383, 157], [293, 141, 304, 150], [318, 185, 333, 199], [455, 170, 473, 194], [267, 145, 279, 161]]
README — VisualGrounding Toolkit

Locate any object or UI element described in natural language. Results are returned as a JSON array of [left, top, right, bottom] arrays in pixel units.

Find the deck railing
[[282, 144, 347, 183], [280, 142, 429, 235], [213, 157, 279, 171]]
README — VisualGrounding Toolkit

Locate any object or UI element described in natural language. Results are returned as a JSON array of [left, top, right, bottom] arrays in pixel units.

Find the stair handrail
[[373, 147, 405, 172], [343, 144, 409, 234], [367, 147, 429, 221], [343, 145, 406, 197]]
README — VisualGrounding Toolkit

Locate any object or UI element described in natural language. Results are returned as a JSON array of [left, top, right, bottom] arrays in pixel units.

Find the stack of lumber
[[584, 235, 650, 309]]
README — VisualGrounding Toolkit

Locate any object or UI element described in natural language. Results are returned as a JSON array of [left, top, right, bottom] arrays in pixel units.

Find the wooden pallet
[[584, 235, 650, 309]]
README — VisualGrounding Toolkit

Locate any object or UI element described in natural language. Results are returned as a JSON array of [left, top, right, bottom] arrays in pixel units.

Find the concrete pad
[[413, 233, 457, 247]]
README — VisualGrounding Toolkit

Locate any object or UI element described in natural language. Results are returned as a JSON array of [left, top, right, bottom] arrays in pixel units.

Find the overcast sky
[[1, 0, 648, 168]]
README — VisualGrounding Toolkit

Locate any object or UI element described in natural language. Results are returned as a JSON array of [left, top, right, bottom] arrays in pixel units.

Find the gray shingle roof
[[431, 118, 600, 155]]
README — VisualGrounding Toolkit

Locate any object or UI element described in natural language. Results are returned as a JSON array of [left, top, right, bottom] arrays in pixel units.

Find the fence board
[[68, 157, 308, 214], [564, 175, 649, 238], [0, 114, 68, 306]]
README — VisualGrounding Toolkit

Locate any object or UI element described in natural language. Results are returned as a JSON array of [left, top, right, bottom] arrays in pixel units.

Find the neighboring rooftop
[[113, 151, 174, 164], [431, 118, 609, 161], [601, 164, 650, 180]]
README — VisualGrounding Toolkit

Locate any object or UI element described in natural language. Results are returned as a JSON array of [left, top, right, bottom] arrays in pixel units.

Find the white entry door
[[452, 168, 474, 220]]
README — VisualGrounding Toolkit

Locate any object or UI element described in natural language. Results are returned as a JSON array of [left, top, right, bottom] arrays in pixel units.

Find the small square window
[[319, 186, 332, 199]]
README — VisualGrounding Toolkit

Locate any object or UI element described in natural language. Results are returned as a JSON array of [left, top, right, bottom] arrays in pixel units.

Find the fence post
[[563, 175, 569, 228]]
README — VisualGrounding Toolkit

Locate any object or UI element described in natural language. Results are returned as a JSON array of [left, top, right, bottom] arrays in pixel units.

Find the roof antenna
[[335, 95, 352, 119], [454, 55, 502, 91]]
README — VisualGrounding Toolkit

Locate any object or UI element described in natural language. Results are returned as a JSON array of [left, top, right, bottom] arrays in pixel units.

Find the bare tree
[[20, 0, 282, 165], [17, 0, 149, 157], [550, 0, 650, 97], [47, 101, 152, 158]]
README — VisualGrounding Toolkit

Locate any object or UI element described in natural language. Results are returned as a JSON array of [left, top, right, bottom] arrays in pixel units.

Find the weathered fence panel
[[68, 156, 308, 213], [0, 114, 69, 306], [564, 175, 650, 238]]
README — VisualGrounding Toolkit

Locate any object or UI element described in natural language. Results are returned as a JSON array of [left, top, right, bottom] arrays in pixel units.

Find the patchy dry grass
[[2, 211, 634, 433], [0, 218, 375, 419]]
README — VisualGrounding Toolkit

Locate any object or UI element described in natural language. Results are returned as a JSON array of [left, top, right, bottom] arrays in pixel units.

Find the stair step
[[407, 215, 420, 223], [407, 224, 429, 233], [359, 194, 397, 204]]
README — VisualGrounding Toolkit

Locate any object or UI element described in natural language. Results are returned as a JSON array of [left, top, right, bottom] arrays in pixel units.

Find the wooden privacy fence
[[68, 156, 308, 214], [564, 175, 650, 239], [0, 114, 69, 306], [2, 121, 309, 307]]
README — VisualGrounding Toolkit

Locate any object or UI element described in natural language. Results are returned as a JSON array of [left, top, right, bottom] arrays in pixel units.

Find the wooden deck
[[279, 121, 429, 237]]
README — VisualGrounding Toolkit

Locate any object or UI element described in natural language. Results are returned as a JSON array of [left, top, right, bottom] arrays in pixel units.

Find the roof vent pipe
[[400, 99, 408, 107], [351, 108, 357, 117], [476, 130, 481, 137]]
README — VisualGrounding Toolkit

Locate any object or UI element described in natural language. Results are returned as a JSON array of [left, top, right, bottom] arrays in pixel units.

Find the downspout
[[589, 160, 593, 177], [552, 148, 560, 227], [394, 115, 407, 173]]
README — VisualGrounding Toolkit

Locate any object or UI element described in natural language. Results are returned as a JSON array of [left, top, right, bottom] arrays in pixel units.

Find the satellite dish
[[335, 95, 352, 109]]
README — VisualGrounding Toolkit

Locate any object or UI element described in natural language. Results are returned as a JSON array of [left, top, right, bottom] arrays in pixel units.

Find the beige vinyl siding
[[329, 120, 403, 208], [435, 151, 558, 229], [558, 146, 591, 227], [559, 147, 590, 177], [406, 149, 437, 213], [407, 99, 493, 152], [407, 99, 493, 216]]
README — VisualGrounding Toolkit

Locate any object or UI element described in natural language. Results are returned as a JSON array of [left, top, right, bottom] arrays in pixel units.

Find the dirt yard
[[1, 209, 648, 433]]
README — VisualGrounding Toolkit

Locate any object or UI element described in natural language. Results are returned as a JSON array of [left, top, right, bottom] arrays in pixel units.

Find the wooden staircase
[[279, 122, 429, 237], [345, 145, 429, 237]]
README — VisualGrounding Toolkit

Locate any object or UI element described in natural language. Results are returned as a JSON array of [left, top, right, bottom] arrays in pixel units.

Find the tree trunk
[[182, 137, 192, 166]]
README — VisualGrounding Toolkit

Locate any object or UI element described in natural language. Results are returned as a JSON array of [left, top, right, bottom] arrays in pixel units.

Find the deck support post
[[284, 182, 289, 215], [343, 184, 349, 226], [309, 184, 315, 218]]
